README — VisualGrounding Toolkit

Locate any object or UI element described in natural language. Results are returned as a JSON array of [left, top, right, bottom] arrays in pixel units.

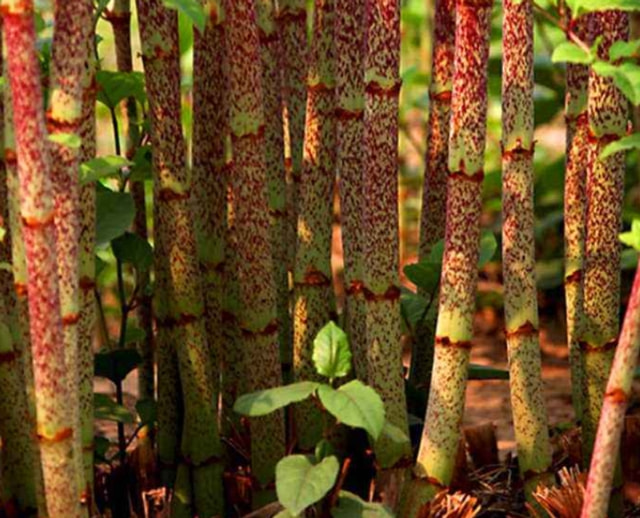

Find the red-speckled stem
[[582, 258, 640, 517], [362, 0, 411, 500], [2, 1, 82, 516], [403, 1, 493, 513], [224, 0, 286, 500], [137, 1, 224, 514], [410, 0, 455, 390], [336, 0, 366, 379], [501, 0, 552, 498], [293, 0, 336, 450], [581, 11, 629, 466]]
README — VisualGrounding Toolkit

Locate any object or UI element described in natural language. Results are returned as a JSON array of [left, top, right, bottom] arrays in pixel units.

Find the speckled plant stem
[[581, 11, 629, 467], [402, 1, 493, 513], [2, 1, 82, 516], [362, 0, 411, 502], [564, 13, 590, 425], [335, 0, 366, 379], [581, 258, 640, 518], [48, 0, 94, 506], [0, 30, 37, 514], [410, 0, 455, 390], [224, 0, 286, 500], [292, 0, 336, 451], [501, 0, 552, 498], [136, 1, 224, 515], [256, 0, 291, 376]]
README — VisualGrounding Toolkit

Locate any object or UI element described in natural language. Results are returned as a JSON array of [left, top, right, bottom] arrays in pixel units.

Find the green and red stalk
[[256, 0, 291, 376], [581, 257, 640, 517], [137, 1, 223, 515], [501, 0, 552, 497], [292, 0, 336, 450], [335, 0, 366, 379], [402, 0, 493, 512], [564, 13, 590, 425], [224, 0, 286, 498], [2, 0, 83, 516], [581, 11, 629, 466], [362, 0, 411, 499], [410, 0, 455, 389]]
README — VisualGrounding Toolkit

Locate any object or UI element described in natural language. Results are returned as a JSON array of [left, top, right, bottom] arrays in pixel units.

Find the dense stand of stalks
[[137, 1, 224, 515], [335, 0, 366, 379], [581, 258, 640, 517], [362, 0, 411, 499], [292, 0, 337, 450], [581, 11, 629, 465], [501, 0, 552, 497], [410, 0, 455, 389], [564, 13, 590, 425], [224, 0, 286, 500], [2, 0, 83, 515], [403, 0, 494, 512]]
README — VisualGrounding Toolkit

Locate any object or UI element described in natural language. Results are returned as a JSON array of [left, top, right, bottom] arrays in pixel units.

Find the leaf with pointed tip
[[234, 382, 320, 417], [312, 322, 352, 380]]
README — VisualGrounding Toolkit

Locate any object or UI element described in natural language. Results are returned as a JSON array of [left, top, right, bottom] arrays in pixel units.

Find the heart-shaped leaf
[[312, 322, 352, 380]]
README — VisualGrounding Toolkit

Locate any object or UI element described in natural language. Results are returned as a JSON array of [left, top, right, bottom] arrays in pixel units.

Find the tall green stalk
[[2, 0, 83, 515], [411, 0, 455, 389], [137, 1, 224, 515], [501, 0, 552, 498], [292, 0, 336, 450], [362, 0, 411, 502], [335, 0, 366, 379], [402, 0, 494, 512], [224, 0, 286, 500]]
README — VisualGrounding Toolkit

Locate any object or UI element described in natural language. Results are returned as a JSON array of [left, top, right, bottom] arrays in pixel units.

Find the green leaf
[[94, 348, 142, 384], [80, 155, 132, 184], [378, 420, 411, 468], [94, 393, 134, 423], [403, 260, 440, 294], [620, 220, 640, 252], [468, 363, 510, 380], [400, 291, 430, 332], [331, 491, 394, 518], [610, 39, 640, 61], [276, 455, 340, 516], [234, 381, 320, 417], [162, 0, 206, 33], [315, 439, 335, 462], [601, 133, 640, 159], [129, 145, 152, 181], [48, 132, 82, 149], [312, 322, 352, 380], [111, 232, 153, 272], [574, 0, 640, 13], [317, 381, 385, 440], [478, 231, 498, 268], [96, 70, 146, 109], [136, 399, 157, 425], [94, 436, 111, 462], [551, 41, 593, 65], [124, 326, 146, 345], [274, 511, 297, 518], [95, 189, 135, 246]]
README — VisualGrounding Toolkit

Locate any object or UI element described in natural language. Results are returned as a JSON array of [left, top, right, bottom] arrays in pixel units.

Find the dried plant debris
[[530, 466, 585, 518], [419, 490, 482, 518]]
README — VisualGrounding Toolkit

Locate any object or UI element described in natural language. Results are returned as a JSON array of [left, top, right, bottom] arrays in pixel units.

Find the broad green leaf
[[622, 248, 639, 270], [48, 132, 82, 149], [468, 363, 510, 380], [124, 326, 146, 344], [400, 291, 430, 332], [620, 220, 640, 252], [276, 455, 340, 516], [96, 70, 146, 109], [94, 436, 111, 461], [610, 39, 640, 61], [378, 420, 411, 468], [94, 348, 142, 384], [426, 239, 445, 265], [136, 398, 157, 425], [94, 393, 134, 423], [274, 511, 297, 518], [575, 0, 640, 13], [478, 231, 498, 268], [315, 439, 335, 462], [162, 0, 206, 33], [234, 381, 320, 416], [331, 491, 394, 518], [601, 133, 640, 159], [80, 155, 132, 184], [95, 189, 135, 246], [403, 260, 440, 294], [317, 381, 385, 439], [129, 145, 152, 181], [551, 41, 593, 65], [312, 321, 352, 380], [111, 232, 154, 272]]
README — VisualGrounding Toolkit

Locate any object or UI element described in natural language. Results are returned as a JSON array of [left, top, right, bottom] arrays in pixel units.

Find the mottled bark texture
[[137, 1, 224, 515], [336, 0, 366, 379], [581, 258, 640, 518], [2, 1, 83, 516], [501, 0, 552, 497], [564, 14, 590, 425], [224, 0, 286, 497], [581, 11, 629, 466], [362, 0, 411, 497], [292, 0, 337, 451], [410, 0, 455, 389], [403, 1, 493, 513]]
